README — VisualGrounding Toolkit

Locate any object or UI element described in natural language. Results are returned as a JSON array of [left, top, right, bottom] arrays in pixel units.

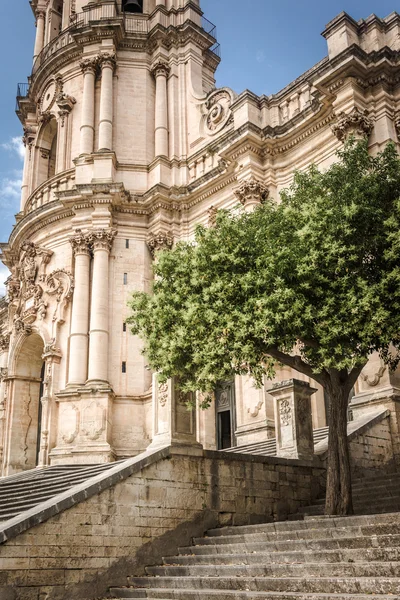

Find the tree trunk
[[325, 383, 353, 516]]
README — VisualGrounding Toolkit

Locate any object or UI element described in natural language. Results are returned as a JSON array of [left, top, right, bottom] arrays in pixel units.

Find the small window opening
[[123, 273, 128, 285], [125, 239, 130, 249], [122, 361, 127, 373], [123, 322, 127, 332]]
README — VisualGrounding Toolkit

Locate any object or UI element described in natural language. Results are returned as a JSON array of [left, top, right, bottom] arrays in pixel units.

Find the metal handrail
[[16, 83, 30, 112], [202, 16, 217, 39]]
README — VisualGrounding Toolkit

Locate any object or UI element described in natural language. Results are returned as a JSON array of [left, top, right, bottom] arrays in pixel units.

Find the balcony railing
[[202, 16, 217, 39], [16, 83, 30, 112], [69, 1, 119, 27], [124, 14, 149, 34], [209, 43, 221, 60]]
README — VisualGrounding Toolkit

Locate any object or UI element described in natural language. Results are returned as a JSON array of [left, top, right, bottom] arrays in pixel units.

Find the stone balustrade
[[24, 169, 75, 215]]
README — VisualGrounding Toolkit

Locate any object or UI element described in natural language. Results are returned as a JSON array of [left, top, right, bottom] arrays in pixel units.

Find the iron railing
[[202, 16, 217, 39], [16, 83, 30, 112], [124, 14, 149, 34], [209, 42, 221, 60], [69, 2, 119, 27]]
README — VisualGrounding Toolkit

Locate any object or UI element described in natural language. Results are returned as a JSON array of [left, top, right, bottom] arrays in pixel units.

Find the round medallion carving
[[41, 82, 57, 113]]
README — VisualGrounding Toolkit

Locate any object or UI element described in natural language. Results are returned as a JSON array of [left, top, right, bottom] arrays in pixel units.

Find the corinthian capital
[[80, 57, 98, 75], [70, 230, 92, 256], [147, 231, 173, 258], [88, 229, 117, 252], [151, 59, 170, 78], [98, 52, 117, 71], [331, 107, 374, 142], [234, 177, 269, 206], [35, 8, 46, 21]]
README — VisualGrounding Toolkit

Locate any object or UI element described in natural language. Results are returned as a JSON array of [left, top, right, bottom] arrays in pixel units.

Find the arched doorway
[[4, 334, 45, 474]]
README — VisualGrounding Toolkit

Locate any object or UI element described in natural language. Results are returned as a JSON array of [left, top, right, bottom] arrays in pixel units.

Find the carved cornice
[[88, 229, 117, 252], [151, 59, 170, 78], [234, 178, 269, 206], [147, 232, 173, 258], [331, 107, 374, 142]]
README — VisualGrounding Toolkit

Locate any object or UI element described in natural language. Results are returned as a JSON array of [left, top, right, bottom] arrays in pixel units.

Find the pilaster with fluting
[[98, 53, 116, 152], [79, 58, 97, 155], [87, 229, 116, 384], [152, 60, 170, 158], [67, 231, 92, 386]]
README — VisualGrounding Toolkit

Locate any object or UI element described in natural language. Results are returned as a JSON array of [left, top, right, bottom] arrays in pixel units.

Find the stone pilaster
[[79, 58, 98, 156], [21, 128, 35, 212], [0, 335, 10, 470], [98, 53, 116, 152], [33, 9, 46, 63], [67, 231, 92, 387], [148, 375, 202, 451], [56, 93, 76, 172], [37, 342, 62, 467], [87, 229, 116, 385], [151, 59, 170, 158], [269, 379, 316, 461], [234, 177, 269, 212]]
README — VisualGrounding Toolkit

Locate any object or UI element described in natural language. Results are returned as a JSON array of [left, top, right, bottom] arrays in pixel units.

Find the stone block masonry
[[0, 447, 324, 600]]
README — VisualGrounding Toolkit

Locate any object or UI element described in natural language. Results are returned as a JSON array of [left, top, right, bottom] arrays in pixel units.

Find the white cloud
[[0, 264, 10, 297], [0, 172, 22, 215], [1, 136, 25, 161]]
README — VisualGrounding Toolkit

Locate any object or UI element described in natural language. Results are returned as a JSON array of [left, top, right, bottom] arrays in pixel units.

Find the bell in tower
[[122, 0, 143, 13]]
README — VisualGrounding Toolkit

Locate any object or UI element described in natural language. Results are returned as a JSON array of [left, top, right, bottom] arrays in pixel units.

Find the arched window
[[36, 118, 58, 187], [122, 0, 144, 13]]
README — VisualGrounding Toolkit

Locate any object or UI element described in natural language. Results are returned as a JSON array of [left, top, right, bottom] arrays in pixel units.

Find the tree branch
[[344, 362, 368, 396], [266, 346, 327, 387]]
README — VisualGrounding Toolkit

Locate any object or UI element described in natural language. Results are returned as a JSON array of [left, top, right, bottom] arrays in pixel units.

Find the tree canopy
[[129, 140, 400, 396]]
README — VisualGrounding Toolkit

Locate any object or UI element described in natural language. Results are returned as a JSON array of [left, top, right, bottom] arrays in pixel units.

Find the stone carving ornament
[[158, 382, 169, 407], [279, 398, 292, 427], [331, 107, 374, 142], [81, 401, 106, 441], [151, 59, 170, 78], [147, 232, 174, 258], [361, 364, 386, 387], [234, 177, 270, 206], [204, 88, 235, 135], [0, 335, 10, 353]]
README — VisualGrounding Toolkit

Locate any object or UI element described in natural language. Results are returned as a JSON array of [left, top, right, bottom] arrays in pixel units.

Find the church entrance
[[215, 379, 236, 450], [3, 334, 45, 474]]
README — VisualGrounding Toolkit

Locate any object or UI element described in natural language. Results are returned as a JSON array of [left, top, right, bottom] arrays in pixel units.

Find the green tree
[[128, 140, 400, 515]]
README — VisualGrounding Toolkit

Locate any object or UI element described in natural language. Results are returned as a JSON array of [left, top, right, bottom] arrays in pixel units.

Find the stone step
[[298, 501, 400, 517], [352, 472, 400, 488], [178, 533, 400, 556], [146, 561, 400, 579], [163, 545, 400, 566], [0, 463, 119, 490], [128, 576, 400, 594], [109, 589, 398, 600], [205, 512, 400, 537], [193, 522, 400, 546]]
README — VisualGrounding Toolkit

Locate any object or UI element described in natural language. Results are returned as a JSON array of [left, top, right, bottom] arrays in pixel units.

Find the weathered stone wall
[[0, 449, 324, 600], [349, 415, 396, 476]]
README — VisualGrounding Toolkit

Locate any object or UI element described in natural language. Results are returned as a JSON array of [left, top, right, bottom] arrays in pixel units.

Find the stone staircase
[[109, 471, 400, 599], [224, 426, 329, 457], [0, 462, 124, 522]]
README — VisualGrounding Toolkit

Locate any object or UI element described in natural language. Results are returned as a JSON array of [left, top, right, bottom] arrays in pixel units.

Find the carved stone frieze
[[394, 112, 400, 139], [204, 88, 235, 135], [81, 401, 106, 441], [331, 107, 374, 142], [158, 382, 168, 407], [147, 232, 173, 258], [279, 398, 292, 427], [0, 368, 8, 382], [234, 177, 269, 206]]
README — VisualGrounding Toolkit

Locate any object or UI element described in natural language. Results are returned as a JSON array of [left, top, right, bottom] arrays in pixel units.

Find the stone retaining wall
[[0, 447, 324, 600]]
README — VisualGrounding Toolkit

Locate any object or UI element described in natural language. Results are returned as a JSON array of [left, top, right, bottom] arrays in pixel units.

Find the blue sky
[[0, 0, 397, 290]]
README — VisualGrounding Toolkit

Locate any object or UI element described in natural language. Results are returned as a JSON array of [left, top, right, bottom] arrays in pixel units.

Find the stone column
[[87, 229, 116, 385], [151, 60, 170, 158], [148, 375, 202, 450], [98, 53, 116, 152], [79, 58, 98, 156], [20, 129, 35, 211], [33, 9, 46, 63], [37, 343, 62, 467], [0, 336, 10, 471], [269, 379, 316, 461], [234, 177, 270, 213], [68, 231, 91, 387]]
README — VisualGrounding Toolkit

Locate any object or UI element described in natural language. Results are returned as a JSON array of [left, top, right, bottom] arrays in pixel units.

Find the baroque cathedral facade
[[0, 0, 400, 475]]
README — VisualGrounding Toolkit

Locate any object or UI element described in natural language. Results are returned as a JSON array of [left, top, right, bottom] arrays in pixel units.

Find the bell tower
[[0, 0, 220, 472]]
